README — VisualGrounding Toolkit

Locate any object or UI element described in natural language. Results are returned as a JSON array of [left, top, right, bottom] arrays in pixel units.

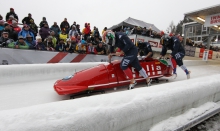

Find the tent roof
[[108, 17, 160, 32]]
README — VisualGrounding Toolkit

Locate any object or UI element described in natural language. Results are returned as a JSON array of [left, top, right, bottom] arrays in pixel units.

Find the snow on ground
[[149, 102, 219, 131]]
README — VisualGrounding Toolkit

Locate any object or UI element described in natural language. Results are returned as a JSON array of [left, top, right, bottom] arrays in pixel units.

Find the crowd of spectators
[[185, 38, 220, 51]]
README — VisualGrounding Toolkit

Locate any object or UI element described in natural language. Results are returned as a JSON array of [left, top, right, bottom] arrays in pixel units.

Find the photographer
[[137, 41, 153, 59]]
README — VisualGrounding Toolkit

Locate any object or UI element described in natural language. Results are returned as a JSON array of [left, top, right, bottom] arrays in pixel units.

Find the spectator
[[0, 31, 14, 47], [15, 36, 29, 49], [76, 24, 81, 36], [86, 42, 97, 54], [25, 35, 36, 49], [102, 27, 107, 35], [60, 18, 70, 31], [29, 19, 38, 37], [141, 27, 147, 36], [59, 29, 67, 42], [44, 36, 55, 51], [35, 36, 46, 50], [70, 21, 76, 29], [82, 23, 91, 41], [2, 23, 18, 41], [39, 17, 48, 28], [92, 28, 101, 45], [0, 15, 3, 20], [131, 26, 138, 34], [22, 13, 34, 25], [70, 36, 77, 51], [125, 27, 131, 35], [64, 38, 73, 53], [91, 26, 96, 36], [146, 27, 153, 37], [69, 25, 78, 39], [5, 8, 19, 21], [50, 31, 57, 47], [18, 24, 35, 40], [7, 15, 17, 25], [39, 23, 50, 41], [96, 42, 106, 55], [56, 38, 65, 52], [11, 20, 21, 33], [50, 22, 60, 38], [76, 39, 86, 53], [0, 20, 4, 31]]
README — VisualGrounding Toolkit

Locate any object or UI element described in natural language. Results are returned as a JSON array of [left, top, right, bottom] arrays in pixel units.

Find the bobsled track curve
[[0, 58, 220, 130]]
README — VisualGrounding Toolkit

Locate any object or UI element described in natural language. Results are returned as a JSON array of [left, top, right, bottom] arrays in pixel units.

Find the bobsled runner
[[54, 58, 173, 97]]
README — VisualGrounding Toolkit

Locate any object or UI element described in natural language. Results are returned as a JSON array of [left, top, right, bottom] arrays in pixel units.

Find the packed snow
[[0, 60, 220, 131]]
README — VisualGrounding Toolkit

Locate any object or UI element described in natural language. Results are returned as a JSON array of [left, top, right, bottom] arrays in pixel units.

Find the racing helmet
[[160, 34, 171, 47]]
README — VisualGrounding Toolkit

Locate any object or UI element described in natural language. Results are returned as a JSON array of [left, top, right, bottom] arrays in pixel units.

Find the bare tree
[[166, 21, 176, 34]]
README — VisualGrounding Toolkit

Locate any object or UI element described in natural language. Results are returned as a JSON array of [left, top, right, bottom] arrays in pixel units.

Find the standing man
[[5, 8, 19, 21], [22, 13, 33, 25], [160, 33, 190, 79], [108, 31, 152, 89]]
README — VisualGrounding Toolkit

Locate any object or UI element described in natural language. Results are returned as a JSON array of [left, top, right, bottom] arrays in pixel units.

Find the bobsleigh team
[[107, 30, 190, 89]]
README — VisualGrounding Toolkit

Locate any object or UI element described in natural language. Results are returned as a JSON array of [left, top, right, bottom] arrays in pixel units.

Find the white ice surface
[[0, 60, 220, 131], [149, 102, 219, 131]]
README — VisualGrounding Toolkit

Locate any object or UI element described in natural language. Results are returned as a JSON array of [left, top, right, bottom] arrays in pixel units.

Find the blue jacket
[[18, 29, 35, 40], [113, 32, 136, 55], [160, 36, 185, 57]]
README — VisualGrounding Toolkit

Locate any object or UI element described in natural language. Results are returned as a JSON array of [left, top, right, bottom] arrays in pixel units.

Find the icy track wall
[[0, 62, 106, 85], [0, 67, 220, 130]]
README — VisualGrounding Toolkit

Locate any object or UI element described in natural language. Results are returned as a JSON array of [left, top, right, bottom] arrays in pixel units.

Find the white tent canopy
[[109, 17, 160, 32]]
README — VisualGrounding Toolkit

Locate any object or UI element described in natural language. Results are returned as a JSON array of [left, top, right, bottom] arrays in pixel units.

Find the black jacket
[[6, 12, 19, 21]]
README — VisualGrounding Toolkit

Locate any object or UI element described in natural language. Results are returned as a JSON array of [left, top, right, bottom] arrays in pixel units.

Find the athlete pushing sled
[[106, 30, 152, 89]]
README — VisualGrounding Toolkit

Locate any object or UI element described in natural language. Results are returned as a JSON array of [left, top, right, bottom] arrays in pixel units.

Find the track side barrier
[[0, 73, 219, 130]]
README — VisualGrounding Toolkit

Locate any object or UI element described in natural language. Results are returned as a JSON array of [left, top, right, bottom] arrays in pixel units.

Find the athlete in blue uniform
[[107, 31, 152, 89], [160, 34, 190, 79], [137, 41, 153, 59]]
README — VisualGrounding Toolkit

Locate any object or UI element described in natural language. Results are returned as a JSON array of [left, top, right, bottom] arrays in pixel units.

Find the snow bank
[[0, 74, 220, 131], [149, 102, 219, 131], [0, 62, 106, 85]]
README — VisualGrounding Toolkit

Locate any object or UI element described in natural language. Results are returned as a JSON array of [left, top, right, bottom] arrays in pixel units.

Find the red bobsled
[[54, 58, 173, 96]]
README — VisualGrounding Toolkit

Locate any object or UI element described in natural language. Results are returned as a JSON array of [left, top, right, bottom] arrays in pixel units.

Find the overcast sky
[[0, 0, 219, 31]]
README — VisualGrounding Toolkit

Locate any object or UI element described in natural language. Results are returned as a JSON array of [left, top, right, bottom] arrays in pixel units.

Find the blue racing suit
[[111, 32, 142, 71], [160, 36, 185, 66]]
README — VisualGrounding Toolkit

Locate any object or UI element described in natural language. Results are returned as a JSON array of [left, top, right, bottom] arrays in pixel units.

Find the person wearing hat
[[14, 36, 28, 49], [35, 36, 46, 50], [18, 24, 35, 41], [39, 17, 48, 28], [50, 22, 60, 38], [11, 20, 21, 33], [25, 34, 36, 49], [0, 31, 14, 47], [56, 38, 65, 52], [29, 19, 38, 37], [39, 23, 50, 41], [59, 29, 67, 42], [6, 8, 19, 21], [22, 13, 34, 25], [44, 36, 55, 51]]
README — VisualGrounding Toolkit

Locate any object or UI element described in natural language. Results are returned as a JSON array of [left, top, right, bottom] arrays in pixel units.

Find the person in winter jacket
[[39, 23, 50, 41], [35, 36, 46, 50], [29, 19, 38, 37], [0, 31, 14, 47], [25, 34, 36, 49], [22, 13, 34, 25], [5, 8, 19, 21], [18, 24, 35, 41], [11, 20, 21, 33], [50, 22, 60, 38], [82, 23, 91, 41], [15, 36, 29, 49], [59, 29, 67, 42], [96, 42, 106, 55], [3, 23, 18, 41], [86, 42, 97, 54], [0, 20, 4, 31], [60, 18, 70, 31], [7, 15, 18, 25], [56, 38, 65, 52], [39, 17, 48, 28], [44, 36, 55, 51], [68, 25, 78, 39]]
